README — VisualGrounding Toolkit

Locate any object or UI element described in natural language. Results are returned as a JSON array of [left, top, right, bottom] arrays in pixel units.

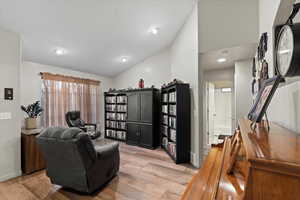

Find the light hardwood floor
[[0, 141, 196, 200]]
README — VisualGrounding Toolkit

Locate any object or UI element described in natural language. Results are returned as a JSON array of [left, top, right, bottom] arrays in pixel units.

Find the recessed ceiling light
[[121, 57, 128, 63], [217, 58, 227, 63], [54, 48, 66, 56], [150, 27, 159, 35]]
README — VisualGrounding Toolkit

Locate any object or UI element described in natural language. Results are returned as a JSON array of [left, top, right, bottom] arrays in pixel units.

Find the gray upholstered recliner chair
[[36, 127, 120, 194]]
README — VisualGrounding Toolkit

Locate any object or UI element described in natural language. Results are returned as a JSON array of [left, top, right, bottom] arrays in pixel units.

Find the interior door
[[126, 123, 140, 145], [140, 91, 153, 123], [139, 124, 153, 148], [127, 92, 140, 122]]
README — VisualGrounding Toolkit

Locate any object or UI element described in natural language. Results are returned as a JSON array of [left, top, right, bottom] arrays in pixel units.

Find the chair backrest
[[65, 111, 84, 127], [36, 127, 97, 186]]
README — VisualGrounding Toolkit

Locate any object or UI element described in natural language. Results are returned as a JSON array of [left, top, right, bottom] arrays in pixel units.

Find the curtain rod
[[39, 72, 101, 85]]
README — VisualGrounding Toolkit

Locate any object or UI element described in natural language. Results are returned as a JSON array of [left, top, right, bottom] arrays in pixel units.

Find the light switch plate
[[0, 112, 12, 120]]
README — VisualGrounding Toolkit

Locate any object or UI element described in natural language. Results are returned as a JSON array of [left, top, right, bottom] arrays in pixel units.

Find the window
[[41, 73, 100, 127]]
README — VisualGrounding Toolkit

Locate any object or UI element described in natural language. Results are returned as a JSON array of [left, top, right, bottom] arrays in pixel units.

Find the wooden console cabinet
[[21, 129, 46, 174], [182, 118, 300, 200]]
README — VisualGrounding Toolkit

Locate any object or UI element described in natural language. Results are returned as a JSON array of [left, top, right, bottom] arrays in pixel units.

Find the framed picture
[[248, 75, 283, 123]]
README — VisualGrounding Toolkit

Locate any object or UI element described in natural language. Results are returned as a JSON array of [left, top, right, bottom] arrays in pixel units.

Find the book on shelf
[[162, 105, 168, 113], [117, 105, 127, 112], [170, 129, 176, 142], [168, 142, 176, 158], [116, 121, 126, 129], [161, 125, 168, 136], [162, 93, 168, 103], [105, 96, 116, 103], [116, 113, 126, 121], [117, 96, 127, 103], [162, 137, 168, 148], [169, 91, 176, 102], [163, 115, 168, 125], [116, 131, 126, 140], [169, 117, 176, 129], [106, 129, 126, 140], [106, 120, 116, 128], [106, 104, 116, 112], [169, 105, 176, 116]]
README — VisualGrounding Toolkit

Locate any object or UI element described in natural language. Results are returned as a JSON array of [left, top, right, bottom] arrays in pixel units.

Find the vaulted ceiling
[[0, 0, 196, 77]]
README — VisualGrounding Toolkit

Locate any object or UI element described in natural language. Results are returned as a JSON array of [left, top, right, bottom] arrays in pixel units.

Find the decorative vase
[[139, 79, 144, 88], [25, 118, 37, 130]]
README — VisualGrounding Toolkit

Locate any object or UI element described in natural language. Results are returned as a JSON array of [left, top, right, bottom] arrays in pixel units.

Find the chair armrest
[[95, 143, 119, 158]]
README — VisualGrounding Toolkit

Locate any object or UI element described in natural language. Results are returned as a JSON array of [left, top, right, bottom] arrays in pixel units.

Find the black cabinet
[[140, 92, 153, 123], [127, 93, 140, 122], [127, 123, 140, 145], [139, 124, 153, 148], [126, 89, 159, 149]]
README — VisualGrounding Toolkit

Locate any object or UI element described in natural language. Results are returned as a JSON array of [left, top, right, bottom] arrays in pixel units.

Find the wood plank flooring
[[0, 141, 196, 200]]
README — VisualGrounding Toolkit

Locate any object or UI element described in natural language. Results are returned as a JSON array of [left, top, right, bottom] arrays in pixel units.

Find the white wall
[[259, 0, 300, 133], [20, 61, 113, 132], [198, 0, 259, 53], [113, 49, 171, 89], [170, 5, 200, 167], [0, 29, 21, 181], [204, 68, 234, 83], [235, 60, 253, 122]]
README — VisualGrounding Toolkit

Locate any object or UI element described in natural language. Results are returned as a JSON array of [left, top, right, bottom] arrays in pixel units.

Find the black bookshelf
[[160, 83, 191, 164], [104, 92, 127, 141]]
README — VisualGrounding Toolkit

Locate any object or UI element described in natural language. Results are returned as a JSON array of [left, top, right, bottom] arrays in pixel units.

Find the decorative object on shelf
[[138, 79, 144, 88], [162, 79, 184, 88], [274, 3, 300, 78], [21, 101, 43, 130], [160, 83, 190, 164], [108, 88, 117, 92], [248, 75, 283, 130]]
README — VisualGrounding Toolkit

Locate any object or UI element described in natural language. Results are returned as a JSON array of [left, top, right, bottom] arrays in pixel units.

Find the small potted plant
[[21, 101, 43, 129]]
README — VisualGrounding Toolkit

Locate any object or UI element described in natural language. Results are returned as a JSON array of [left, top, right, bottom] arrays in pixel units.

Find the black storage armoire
[[126, 88, 160, 149]]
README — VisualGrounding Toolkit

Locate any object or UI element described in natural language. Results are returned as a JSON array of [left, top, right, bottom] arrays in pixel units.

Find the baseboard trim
[[0, 170, 22, 182]]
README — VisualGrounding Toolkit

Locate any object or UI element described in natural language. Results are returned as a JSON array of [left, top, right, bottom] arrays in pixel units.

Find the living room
[[1, 0, 300, 199]]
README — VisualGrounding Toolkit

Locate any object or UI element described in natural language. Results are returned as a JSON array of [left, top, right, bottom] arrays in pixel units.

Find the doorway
[[205, 81, 233, 146]]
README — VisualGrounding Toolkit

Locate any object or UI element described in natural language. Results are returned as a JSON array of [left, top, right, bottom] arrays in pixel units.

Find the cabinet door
[[127, 93, 140, 122], [139, 124, 153, 148], [126, 123, 140, 145], [140, 91, 153, 123]]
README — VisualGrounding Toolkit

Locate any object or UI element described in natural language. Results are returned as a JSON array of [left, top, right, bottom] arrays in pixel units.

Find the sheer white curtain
[[41, 73, 100, 127]]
